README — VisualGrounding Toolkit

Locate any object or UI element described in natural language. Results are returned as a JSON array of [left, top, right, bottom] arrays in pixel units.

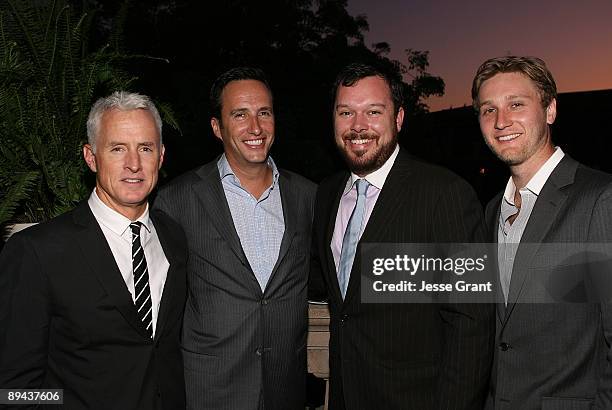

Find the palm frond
[[0, 171, 39, 225], [0, 0, 177, 223]]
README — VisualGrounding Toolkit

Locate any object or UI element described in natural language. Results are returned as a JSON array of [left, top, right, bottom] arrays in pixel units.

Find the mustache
[[343, 131, 378, 140]]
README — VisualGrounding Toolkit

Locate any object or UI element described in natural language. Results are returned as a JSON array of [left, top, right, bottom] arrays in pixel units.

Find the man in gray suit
[[154, 67, 316, 410], [473, 56, 612, 409]]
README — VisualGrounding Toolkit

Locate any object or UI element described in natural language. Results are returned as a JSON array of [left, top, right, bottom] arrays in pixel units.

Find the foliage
[[401, 49, 445, 116], [0, 0, 135, 224], [89, 0, 445, 181]]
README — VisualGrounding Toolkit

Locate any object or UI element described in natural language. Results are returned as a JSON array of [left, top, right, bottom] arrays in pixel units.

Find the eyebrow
[[229, 106, 273, 115], [106, 141, 156, 146], [335, 103, 387, 110], [505, 94, 530, 100], [480, 94, 532, 107]]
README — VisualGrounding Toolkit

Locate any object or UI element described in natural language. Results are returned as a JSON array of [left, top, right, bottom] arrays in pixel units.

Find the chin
[[346, 157, 379, 175], [495, 149, 527, 166], [344, 144, 394, 175], [246, 155, 269, 164], [119, 193, 149, 205]]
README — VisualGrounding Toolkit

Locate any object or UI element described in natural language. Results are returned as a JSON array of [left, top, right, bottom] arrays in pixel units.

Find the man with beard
[[309, 62, 494, 409], [473, 56, 612, 410]]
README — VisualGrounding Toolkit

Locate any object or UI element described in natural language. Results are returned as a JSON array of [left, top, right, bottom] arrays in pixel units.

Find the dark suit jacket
[[310, 149, 495, 410], [0, 201, 187, 410], [484, 155, 612, 410], [154, 159, 316, 410]]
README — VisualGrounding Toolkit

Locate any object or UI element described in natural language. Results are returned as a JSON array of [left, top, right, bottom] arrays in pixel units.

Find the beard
[[483, 138, 527, 166], [337, 131, 398, 176], [484, 123, 551, 167]]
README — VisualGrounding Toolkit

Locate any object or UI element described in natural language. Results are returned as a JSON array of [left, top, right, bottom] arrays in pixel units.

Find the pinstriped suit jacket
[[154, 159, 316, 410], [484, 155, 612, 410], [310, 149, 495, 410]]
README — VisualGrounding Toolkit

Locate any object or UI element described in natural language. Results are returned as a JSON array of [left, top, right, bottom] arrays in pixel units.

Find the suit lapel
[[73, 202, 151, 339], [192, 162, 255, 277], [326, 173, 351, 304], [151, 212, 180, 341], [487, 195, 507, 325], [266, 171, 297, 292], [343, 151, 412, 306], [503, 156, 576, 321]]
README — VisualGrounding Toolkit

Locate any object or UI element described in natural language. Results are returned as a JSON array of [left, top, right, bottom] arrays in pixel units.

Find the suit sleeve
[[433, 178, 495, 410], [152, 188, 173, 217], [0, 233, 50, 396], [589, 185, 612, 410], [308, 184, 329, 302]]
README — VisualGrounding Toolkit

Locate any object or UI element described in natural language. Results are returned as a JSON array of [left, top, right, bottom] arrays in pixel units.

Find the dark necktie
[[337, 179, 370, 299], [131, 222, 153, 338]]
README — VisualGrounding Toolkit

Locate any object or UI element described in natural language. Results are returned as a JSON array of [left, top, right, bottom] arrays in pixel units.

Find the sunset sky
[[347, 0, 612, 112]]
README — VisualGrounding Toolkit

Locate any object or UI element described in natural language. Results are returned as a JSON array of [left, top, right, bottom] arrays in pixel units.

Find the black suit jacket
[[310, 149, 495, 410], [0, 201, 187, 410], [484, 155, 612, 410]]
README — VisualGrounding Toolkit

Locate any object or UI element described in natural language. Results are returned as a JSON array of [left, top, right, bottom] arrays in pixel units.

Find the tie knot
[[355, 179, 369, 196], [130, 222, 142, 236]]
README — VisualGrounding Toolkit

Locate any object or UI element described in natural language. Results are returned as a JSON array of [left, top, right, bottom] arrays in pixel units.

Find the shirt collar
[[502, 147, 565, 206], [88, 189, 152, 236], [217, 153, 280, 189], [343, 144, 400, 196]]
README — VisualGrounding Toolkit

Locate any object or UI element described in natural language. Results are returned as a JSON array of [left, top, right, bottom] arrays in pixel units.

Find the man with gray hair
[[0, 91, 187, 409]]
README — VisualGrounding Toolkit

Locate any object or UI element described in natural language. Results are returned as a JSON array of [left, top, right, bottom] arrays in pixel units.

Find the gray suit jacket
[[154, 159, 316, 410], [485, 155, 612, 410]]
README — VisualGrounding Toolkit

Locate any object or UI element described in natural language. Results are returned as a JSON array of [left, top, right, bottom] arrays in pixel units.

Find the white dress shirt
[[88, 190, 169, 336], [497, 147, 565, 303]]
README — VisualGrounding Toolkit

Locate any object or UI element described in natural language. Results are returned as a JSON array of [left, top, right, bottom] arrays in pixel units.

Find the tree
[[86, 0, 444, 181]]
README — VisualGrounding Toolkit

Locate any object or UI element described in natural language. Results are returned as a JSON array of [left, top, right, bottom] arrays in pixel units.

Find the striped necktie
[[131, 222, 153, 338], [337, 179, 370, 299]]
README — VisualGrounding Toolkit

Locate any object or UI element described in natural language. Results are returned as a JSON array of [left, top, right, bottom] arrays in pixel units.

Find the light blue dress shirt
[[218, 154, 285, 291]]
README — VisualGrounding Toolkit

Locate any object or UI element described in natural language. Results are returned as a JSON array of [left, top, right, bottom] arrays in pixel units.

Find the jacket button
[[256, 348, 262, 356], [341, 314, 349, 323], [261, 299, 268, 305], [499, 342, 510, 351]]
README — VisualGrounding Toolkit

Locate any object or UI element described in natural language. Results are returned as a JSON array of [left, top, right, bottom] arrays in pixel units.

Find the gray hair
[[86, 91, 163, 151]]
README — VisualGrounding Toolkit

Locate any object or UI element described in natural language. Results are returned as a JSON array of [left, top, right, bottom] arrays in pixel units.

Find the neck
[[227, 158, 273, 199], [510, 144, 555, 192]]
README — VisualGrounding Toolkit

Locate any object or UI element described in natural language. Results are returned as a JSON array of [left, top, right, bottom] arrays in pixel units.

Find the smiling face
[[477, 72, 556, 174], [83, 108, 164, 220], [211, 79, 274, 173], [334, 75, 404, 176]]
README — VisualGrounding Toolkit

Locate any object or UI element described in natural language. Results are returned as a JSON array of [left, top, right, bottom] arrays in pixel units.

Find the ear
[[211, 117, 223, 141], [83, 144, 97, 172], [158, 144, 165, 170], [546, 98, 557, 125], [395, 107, 405, 132]]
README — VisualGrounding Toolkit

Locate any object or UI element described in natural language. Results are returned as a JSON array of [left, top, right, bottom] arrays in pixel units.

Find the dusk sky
[[347, 0, 612, 112]]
